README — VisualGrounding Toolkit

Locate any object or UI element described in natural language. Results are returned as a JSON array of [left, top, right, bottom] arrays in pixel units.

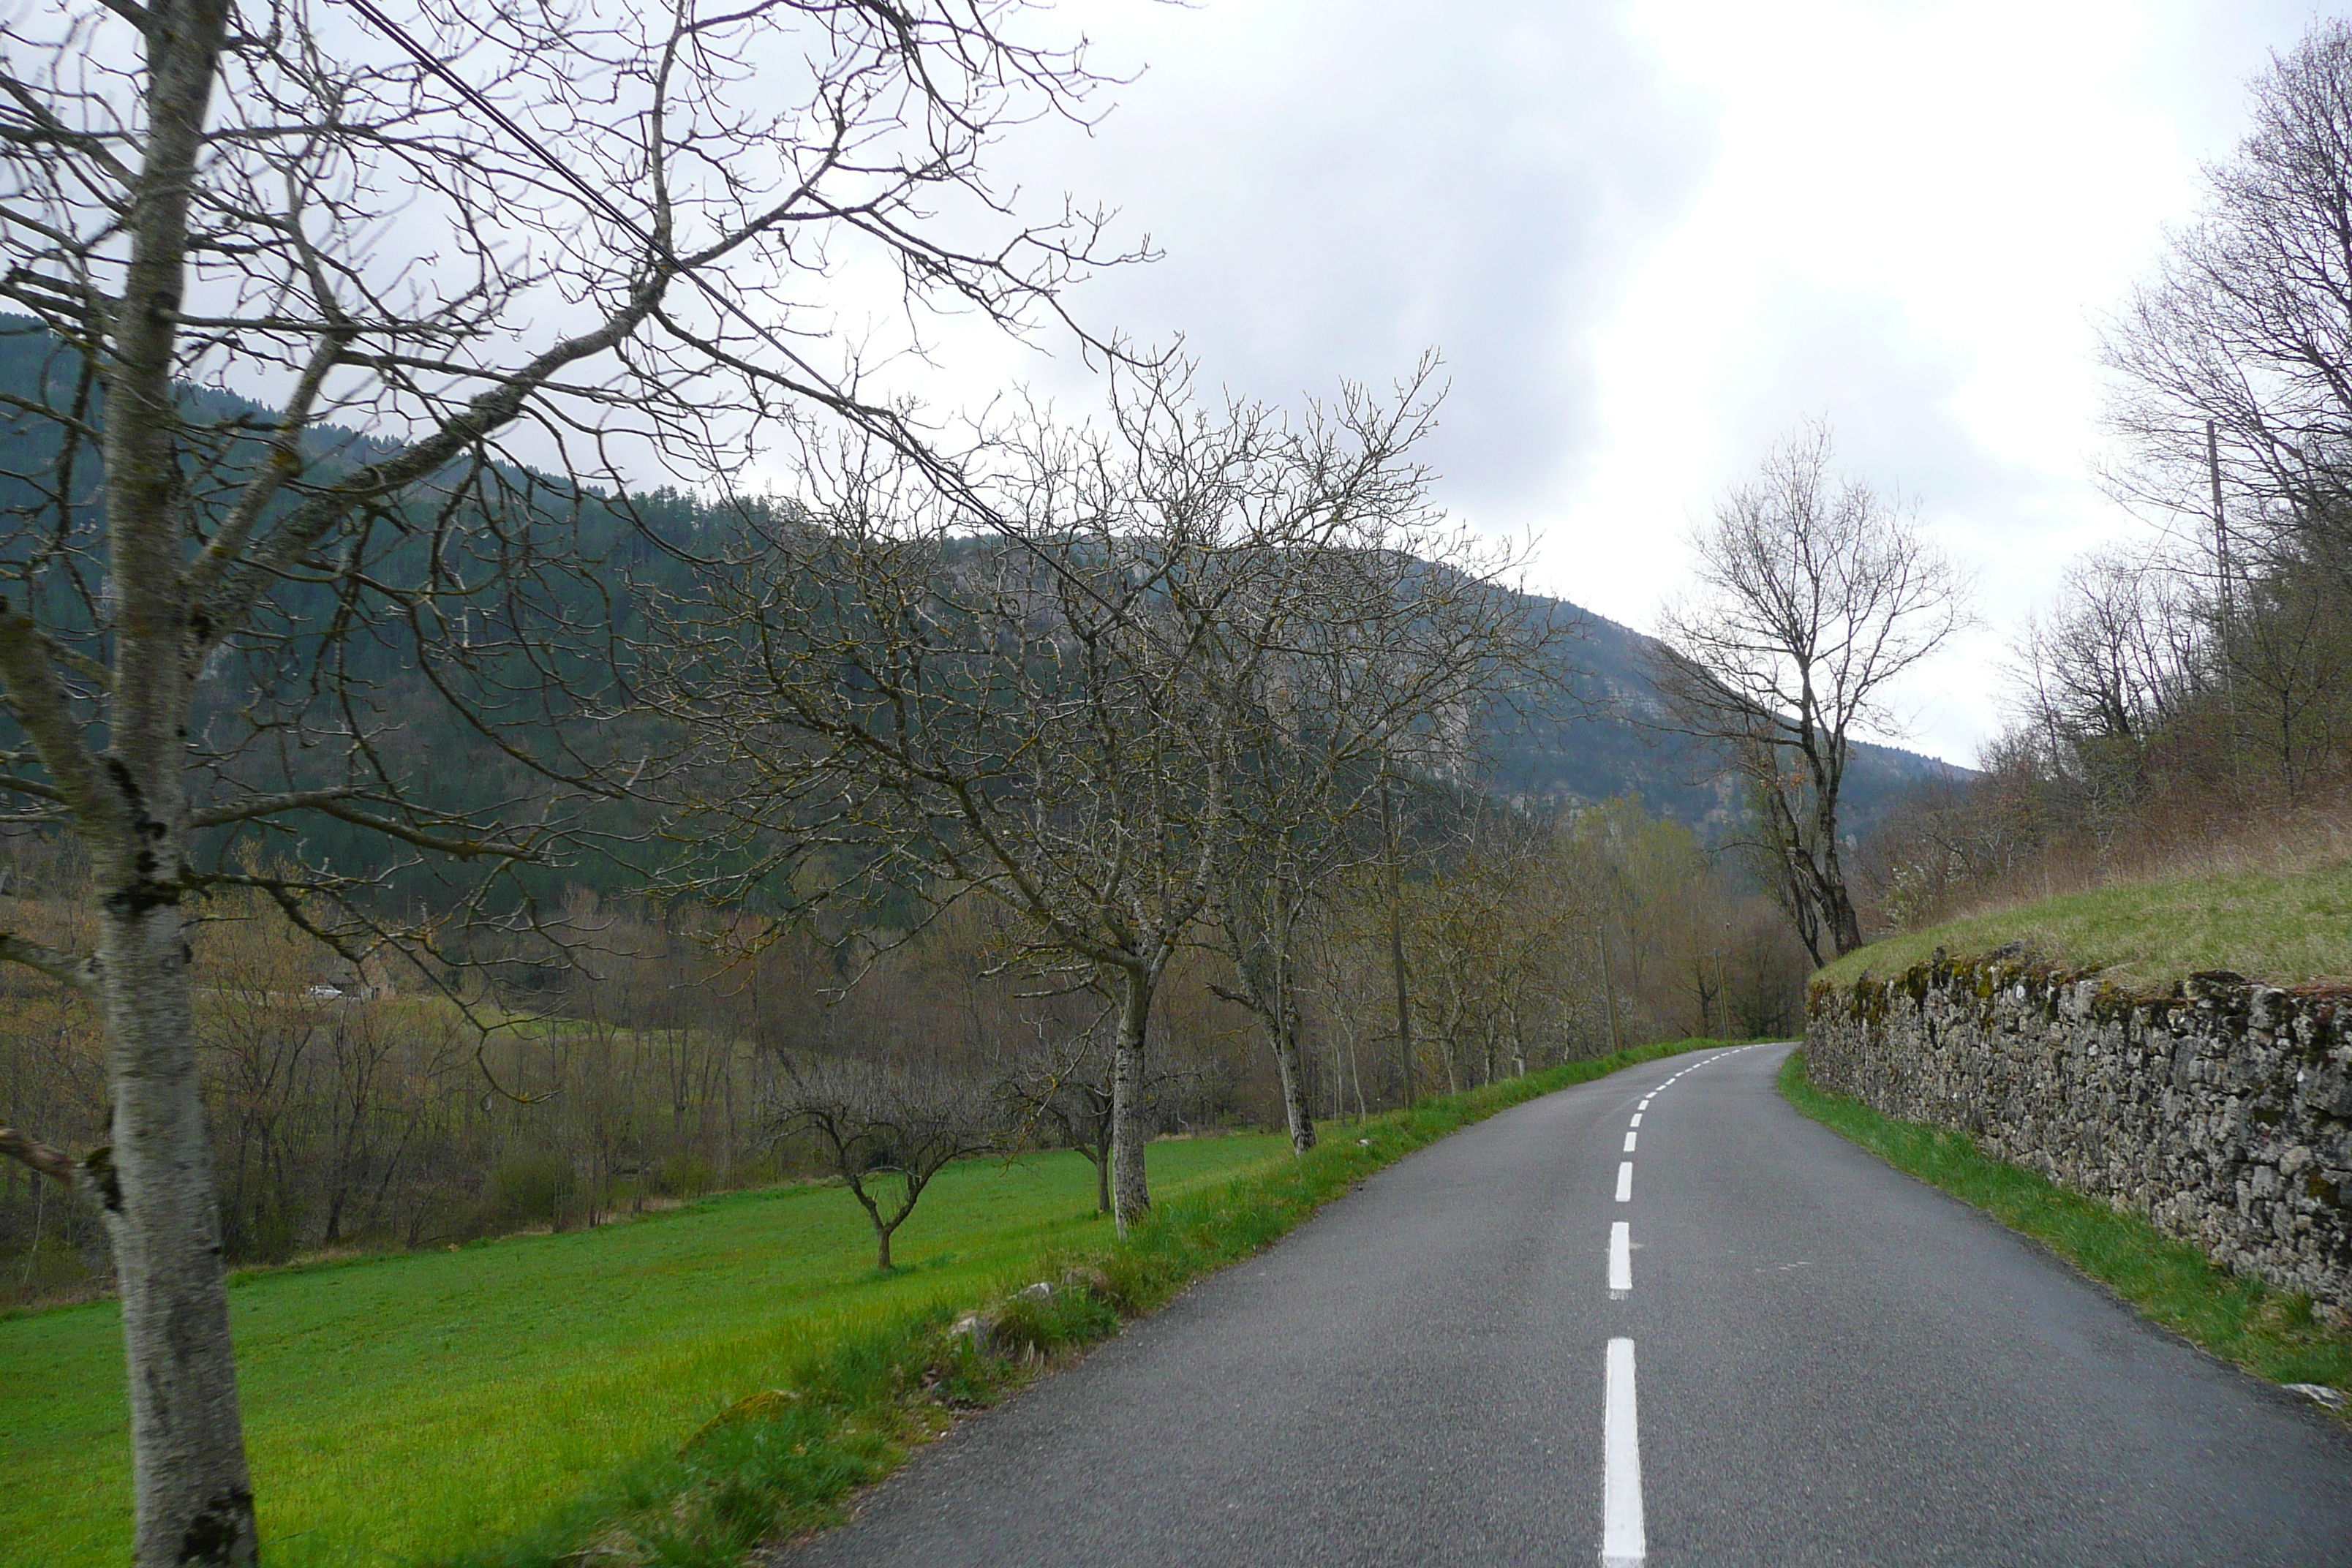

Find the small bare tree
[[997, 1014, 1120, 1214], [771, 1055, 998, 1270], [1651, 423, 1970, 962], [994, 1003, 1199, 1215]]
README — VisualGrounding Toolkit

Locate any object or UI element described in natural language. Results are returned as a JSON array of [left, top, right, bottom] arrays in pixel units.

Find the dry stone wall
[[1806, 950, 2352, 1320]]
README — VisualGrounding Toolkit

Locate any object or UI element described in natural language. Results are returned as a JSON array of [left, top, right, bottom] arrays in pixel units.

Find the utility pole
[[2209, 418, 2234, 633], [2207, 417, 2246, 789]]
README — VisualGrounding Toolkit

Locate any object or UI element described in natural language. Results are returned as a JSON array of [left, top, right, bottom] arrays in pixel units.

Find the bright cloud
[[871, 0, 2332, 764]]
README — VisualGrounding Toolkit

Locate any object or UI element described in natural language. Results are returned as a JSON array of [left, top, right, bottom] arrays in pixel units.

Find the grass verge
[[1779, 1047, 2352, 1408], [1814, 857, 2352, 992], [446, 1035, 1722, 1568]]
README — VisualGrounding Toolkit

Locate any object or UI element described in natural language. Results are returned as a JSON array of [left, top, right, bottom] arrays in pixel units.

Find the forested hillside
[[0, 316, 1951, 875], [1489, 595, 1956, 832]]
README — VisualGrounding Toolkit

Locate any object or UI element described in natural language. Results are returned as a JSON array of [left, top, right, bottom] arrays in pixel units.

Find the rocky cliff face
[[1806, 951, 2352, 1321]]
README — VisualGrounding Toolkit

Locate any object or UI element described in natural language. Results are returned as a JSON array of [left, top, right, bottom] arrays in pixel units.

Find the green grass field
[[0, 1137, 1286, 1568], [1817, 857, 2352, 991]]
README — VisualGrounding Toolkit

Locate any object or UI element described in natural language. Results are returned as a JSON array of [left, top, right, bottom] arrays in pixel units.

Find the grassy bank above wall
[[1817, 859, 2352, 992], [1779, 1048, 2351, 1408], [1, 1036, 1722, 1568]]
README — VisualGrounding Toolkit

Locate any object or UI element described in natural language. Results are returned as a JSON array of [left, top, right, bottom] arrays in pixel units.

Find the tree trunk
[[78, 8, 260, 1561], [1382, 780, 1415, 1109], [1108, 964, 1154, 1235], [1824, 881, 1864, 957], [876, 1221, 893, 1270], [1266, 1011, 1316, 1156], [1813, 799, 1865, 957], [1248, 892, 1315, 1154], [99, 902, 258, 1568]]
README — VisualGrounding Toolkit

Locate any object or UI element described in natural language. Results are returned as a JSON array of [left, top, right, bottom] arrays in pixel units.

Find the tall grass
[[1822, 856, 2352, 990]]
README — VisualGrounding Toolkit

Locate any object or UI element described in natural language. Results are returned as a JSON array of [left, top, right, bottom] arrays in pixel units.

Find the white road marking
[[1637, 1098, 1650, 1111], [1602, 1338, 1645, 1567], [1615, 1162, 1632, 1202], [1608, 1221, 1632, 1296], [1629, 1112, 1642, 1128], [1623, 1130, 1637, 1153]]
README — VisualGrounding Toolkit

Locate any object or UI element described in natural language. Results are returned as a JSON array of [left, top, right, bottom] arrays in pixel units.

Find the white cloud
[[840, 0, 2333, 765]]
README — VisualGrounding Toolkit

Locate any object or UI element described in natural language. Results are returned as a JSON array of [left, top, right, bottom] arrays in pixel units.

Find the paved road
[[774, 1042, 2352, 1567]]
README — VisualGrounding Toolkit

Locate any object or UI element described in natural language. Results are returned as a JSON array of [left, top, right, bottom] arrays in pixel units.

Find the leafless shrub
[[769, 1053, 1000, 1270]]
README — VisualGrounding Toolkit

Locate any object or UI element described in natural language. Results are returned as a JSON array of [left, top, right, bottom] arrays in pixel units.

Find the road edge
[[1778, 1046, 2351, 1421]]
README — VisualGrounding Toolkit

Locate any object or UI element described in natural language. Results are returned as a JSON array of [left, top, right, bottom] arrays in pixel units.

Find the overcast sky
[[919, 0, 2332, 766]]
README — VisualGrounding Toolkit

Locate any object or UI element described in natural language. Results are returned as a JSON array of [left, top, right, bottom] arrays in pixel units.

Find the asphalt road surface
[[774, 1041, 2352, 1567]]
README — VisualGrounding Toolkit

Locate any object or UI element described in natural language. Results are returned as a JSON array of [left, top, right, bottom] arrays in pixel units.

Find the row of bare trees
[[3, 780, 1787, 1288], [0, 875, 1280, 1277], [0, 0, 1172, 1553]]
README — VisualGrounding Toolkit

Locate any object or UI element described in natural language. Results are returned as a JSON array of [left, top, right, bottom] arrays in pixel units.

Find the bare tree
[[2223, 566, 2352, 797], [652, 363, 1469, 1228], [0, 1, 1128, 1558], [651, 436, 1229, 1232], [2103, 18, 2352, 596], [997, 1014, 1120, 1215], [1203, 491, 1548, 1152], [1651, 423, 1970, 962], [994, 1001, 1205, 1215], [770, 1054, 999, 1270], [2009, 547, 2206, 753]]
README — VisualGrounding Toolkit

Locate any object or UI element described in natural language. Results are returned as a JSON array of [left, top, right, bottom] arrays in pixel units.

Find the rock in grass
[[1058, 1264, 1115, 1300]]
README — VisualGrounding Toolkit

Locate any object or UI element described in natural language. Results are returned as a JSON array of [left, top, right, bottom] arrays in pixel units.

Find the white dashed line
[[1615, 1162, 1632, 1202], [1608, 1221, 1632, 1297], [1629, 1112, 1642, 1128], [1602, 1338, 1645, 1567], [1623, 1130, 1637, 1153]]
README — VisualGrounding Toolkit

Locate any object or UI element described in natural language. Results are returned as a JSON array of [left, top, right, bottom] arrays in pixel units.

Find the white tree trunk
[[94, 9, 258, 1558], [99, 898, 257, 1566]]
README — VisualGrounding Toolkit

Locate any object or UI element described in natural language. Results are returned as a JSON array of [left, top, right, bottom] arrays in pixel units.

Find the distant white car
[[306, 984, 344, 1000]]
